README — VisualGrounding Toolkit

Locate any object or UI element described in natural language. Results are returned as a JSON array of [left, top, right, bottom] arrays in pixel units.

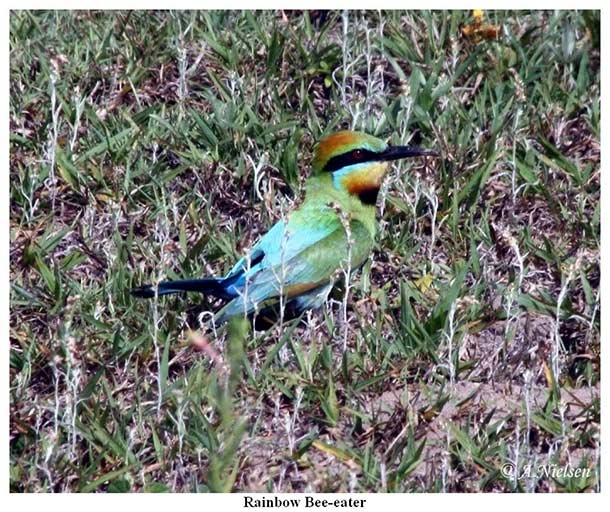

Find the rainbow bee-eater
[[132, 131, 437, 323]]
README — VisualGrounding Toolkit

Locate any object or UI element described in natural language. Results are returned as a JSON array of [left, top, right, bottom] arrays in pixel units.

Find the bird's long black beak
[[380, 145, 439, 161]]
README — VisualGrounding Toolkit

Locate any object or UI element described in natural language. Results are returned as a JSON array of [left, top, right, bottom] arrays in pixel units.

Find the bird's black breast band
[[358, 188, 379, 206]]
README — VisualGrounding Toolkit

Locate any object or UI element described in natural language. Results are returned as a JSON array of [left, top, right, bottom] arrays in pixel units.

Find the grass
[[9, 10, 600, 492]]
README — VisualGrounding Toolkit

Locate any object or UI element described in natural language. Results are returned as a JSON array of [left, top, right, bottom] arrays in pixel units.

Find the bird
[[131, 130, 438, 324]]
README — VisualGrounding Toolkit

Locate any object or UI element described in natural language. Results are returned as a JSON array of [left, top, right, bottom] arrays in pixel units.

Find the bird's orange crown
[[311, 130, 388, 174]]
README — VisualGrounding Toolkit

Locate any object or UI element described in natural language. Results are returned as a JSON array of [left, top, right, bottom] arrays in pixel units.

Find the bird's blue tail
[[131, 277, 235, 300]]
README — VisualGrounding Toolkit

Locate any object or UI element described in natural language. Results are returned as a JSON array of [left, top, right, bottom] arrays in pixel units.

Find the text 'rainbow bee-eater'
[[132, 130, 438, 323]]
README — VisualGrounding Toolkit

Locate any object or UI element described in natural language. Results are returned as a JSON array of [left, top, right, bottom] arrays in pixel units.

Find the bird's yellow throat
[[339, 162, 389, 204]]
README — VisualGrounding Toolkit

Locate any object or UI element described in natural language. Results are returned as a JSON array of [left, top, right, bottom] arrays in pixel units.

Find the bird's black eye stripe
[[323, 148, 378, 173]]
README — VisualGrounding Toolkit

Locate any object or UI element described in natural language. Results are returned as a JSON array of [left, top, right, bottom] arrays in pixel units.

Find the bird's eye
[[353, 149, 364, 159]]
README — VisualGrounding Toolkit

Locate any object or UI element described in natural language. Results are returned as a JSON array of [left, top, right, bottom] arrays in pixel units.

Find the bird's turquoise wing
[[216, 218, 373, 321], [223, 204, 342, 292]]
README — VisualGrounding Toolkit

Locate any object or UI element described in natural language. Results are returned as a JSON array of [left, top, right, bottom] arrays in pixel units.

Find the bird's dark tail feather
[[131, 278, 233, 300]]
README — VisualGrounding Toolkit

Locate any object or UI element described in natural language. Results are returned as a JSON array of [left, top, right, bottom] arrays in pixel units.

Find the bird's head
[[311, 130, 437, 204]]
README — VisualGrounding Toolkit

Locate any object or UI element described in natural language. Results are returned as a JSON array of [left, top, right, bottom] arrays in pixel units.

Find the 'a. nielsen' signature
[[501, 462, 593, 480]]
